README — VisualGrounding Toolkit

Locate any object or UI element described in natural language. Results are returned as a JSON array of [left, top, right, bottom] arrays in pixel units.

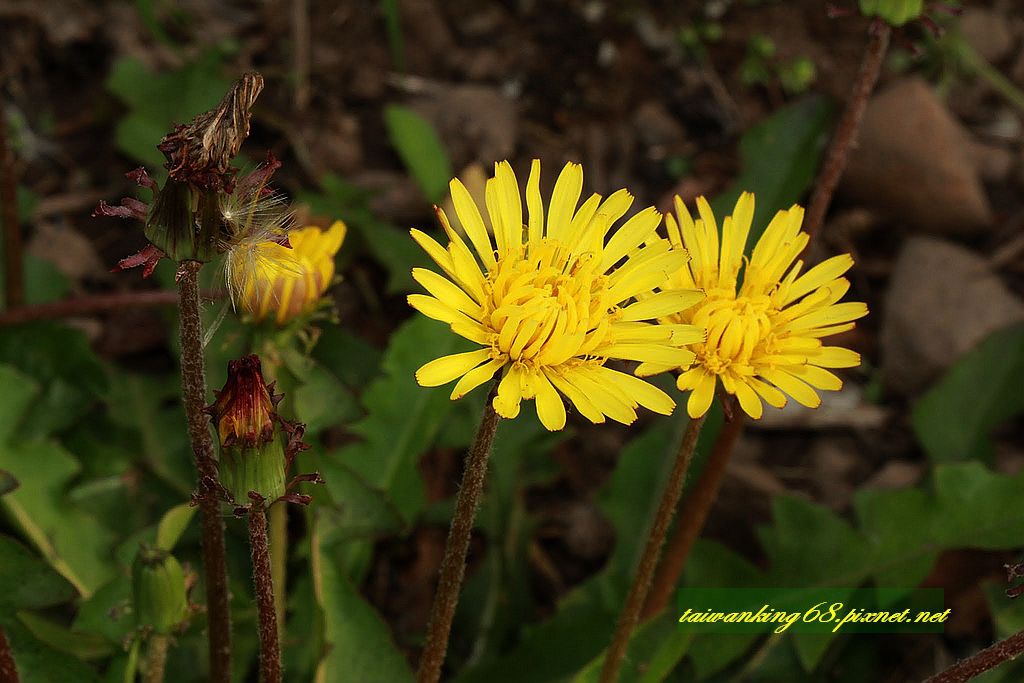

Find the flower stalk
[[925, 630, 1024, 683], [804, 20, 891, 239], [249, 500, 282, 683], [599, 413, 707, 683], [0, 627, 18, 683], [177, 260, 232, 683], [143, 635, 170, 683], [642, 398, 744, 618], [416, 383, 502, 683], [0, 114, 22, 310]]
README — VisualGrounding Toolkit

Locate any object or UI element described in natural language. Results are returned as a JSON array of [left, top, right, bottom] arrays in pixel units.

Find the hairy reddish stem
[[249, 503, 282, 683], [925, 630, 1024, 683], [0, 627, 19, 682], [600, 414, 708, 683], [177, 261, 232, 683], [416, 384, 501, 683], [643, 401, 744, 618], [1, 110, 23, 310], [804, 21, 891, 240]]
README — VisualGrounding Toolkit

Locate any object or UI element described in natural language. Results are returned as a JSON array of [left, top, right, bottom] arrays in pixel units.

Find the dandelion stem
[[269, 502, 288, 633], [804, 20, 891, 240], [925, 629, 1024, 683], [0, 626, 19, 683], [416, 384, 501, 683], [599, 413, 707, 683], [642, 400, 743, 618], [0, 109, 24, 310], [250, 502, 282, 683], [177, 260, 232, 683], [143, 634, 169, 683]]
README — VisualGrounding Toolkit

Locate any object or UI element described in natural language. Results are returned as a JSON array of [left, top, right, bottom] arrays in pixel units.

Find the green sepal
[[218, 437, 287, 504], [131, 546, 189, 635], [144, 181, 220, 262]]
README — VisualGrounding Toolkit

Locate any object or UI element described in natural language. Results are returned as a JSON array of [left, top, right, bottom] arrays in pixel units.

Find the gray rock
[[882, 237, 1024, 395], [843, 78, 993, 235]]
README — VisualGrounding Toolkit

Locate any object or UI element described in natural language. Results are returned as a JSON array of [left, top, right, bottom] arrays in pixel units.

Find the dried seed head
[[158, 72, 264, 192]]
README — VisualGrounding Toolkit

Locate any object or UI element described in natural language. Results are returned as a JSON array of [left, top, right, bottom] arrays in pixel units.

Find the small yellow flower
[[644, 192, 867, 420], [236, 221, 346, 325], [409, 160, 704, 431]]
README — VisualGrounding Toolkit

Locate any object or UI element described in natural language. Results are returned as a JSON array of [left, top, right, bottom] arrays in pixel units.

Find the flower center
[[692, 293, 772, 376], [482, 240, 612, 369]]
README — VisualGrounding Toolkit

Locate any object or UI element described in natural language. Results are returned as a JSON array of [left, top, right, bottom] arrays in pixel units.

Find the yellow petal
[[686, 371, 717, 418], [593, 367, 676, 415], [760, 368, 821, 408], [451, 358, 505, 400], [451, 178, 495, 269], [532, 371, 567, 431], [416, 349, 492, 387], [547, 162, 584, 240], [619, 290, 705, 322], [733, 379, 763, 420], [493, 365, 525, 419]]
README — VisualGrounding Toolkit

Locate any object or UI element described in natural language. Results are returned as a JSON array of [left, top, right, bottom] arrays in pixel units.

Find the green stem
[[416, 384, 501, 683], [177, 261, 232, 683], [143, 634, 169, 683], [599, 414, 708, 683], [959, 42, 1024, 115]]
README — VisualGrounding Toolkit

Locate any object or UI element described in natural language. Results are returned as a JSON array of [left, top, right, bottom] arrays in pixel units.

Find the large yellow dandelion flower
[[643, 192, 867, 419], [409, 160, 705, 431], [236, 221, 347, 325]]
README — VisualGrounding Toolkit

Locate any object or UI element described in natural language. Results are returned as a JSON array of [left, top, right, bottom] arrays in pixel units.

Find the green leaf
[[383, 104, 453, 204], [912, 323, 1024, 463], [312, 326, 382, 388], [0, 440, 116, 597], [297, 174, 425, 293], [0, 365, 39, 444], [311, 515, 414, 683], [72, 576, 133, 645], [17, 611, 114, 660], [0, 469, 16, 496], [712, 95, 833, 243], [24, 254, 71, 305], [334, 316, 471, 523], [106, 54, 231, 167], [105, 372, 193, 495], [0, 535, 76, 612], [155, 503, 197, 551], [5, 620, 101, 683], [292, 362, 360, 434], [571, 614, 693, 683], [0, 323, 107, 438]]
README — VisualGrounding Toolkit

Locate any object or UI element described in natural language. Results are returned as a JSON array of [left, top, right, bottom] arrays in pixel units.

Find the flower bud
[[858, 0, 923, 26], [132, 546, 189, 634], [209, 355, 287, 503], [236, 221, 347, 325]]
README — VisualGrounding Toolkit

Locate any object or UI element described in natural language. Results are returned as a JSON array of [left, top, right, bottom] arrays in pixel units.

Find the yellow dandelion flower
[[236, 221, 347, 325], [408, 160, 705, 431], [643, 192, 867, 420]]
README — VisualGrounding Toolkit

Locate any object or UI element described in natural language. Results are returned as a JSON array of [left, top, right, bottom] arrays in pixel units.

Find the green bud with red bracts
[[132, 545, 189, 635], [208, 354, 288, 504]]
